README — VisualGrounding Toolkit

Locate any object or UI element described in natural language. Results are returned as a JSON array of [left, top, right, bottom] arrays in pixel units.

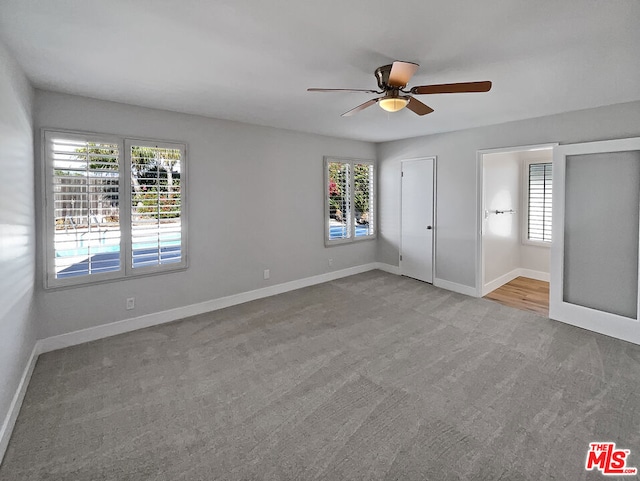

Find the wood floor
[[484, 276, 549, 316]]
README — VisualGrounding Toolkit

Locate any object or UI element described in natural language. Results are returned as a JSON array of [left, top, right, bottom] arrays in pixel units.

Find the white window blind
[[50, 136, 122, 280], [354, 162, 375, 237], [325, 157, 375, 244], [527, 162, 552, 243], [327, 161, 351, 240], [129, 143, 183, 269], [45, 131, 187, 288]]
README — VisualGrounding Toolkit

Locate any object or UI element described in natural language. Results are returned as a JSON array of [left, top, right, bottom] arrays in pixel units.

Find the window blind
[[51, 137, 121, 279], [325, 158, 375, 244], [327, 161, 351, 240], [528, 162, 552, 242], [130, 145, 183, 268], [45, 130, 187, 288], [354, 163, 374, 237]]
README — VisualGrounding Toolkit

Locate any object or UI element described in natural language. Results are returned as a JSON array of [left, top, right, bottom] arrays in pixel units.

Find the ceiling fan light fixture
[[308, 61, 491, 117], [378, 97, 409, 113]]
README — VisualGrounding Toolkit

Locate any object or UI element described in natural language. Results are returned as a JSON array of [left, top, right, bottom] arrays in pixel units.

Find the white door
[[551, 137, 640, 345], [401, 158, 435, 283]]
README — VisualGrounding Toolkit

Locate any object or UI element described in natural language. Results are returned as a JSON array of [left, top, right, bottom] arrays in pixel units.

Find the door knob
[[426, 226, 432, 230]]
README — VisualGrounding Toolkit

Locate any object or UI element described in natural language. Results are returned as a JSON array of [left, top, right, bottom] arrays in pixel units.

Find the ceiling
[[1, 0, 639, 142]]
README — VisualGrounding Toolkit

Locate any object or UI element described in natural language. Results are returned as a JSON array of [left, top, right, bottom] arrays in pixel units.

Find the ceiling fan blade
[[405, 97, 434, 116], [410, 81, 492, 95], [307, 88, 380, 94], [341, 98, 379, 117], [388, 61, 419, 87]]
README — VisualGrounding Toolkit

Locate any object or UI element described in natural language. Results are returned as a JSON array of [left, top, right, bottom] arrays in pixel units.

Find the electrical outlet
[[126, 297, 135, 310], [328, 258, 333, 267], [264, 269, 270, 280]]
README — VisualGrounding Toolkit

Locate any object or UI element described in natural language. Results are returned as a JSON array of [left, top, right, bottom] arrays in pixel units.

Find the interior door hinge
[[401, 171, 404, 177], [400, 254, 403, 261]]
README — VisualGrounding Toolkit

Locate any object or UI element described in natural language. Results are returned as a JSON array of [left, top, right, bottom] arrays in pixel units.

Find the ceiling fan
[[308, 61, 492, 117]]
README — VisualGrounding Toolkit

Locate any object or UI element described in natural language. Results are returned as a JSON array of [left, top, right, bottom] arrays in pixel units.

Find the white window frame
[[43, 129, 188, 289], [522, 159, 552, 247], [324, 156, 376, 246]]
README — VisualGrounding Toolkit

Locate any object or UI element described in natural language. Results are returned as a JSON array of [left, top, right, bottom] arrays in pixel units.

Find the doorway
[[400, 157, 435, 283], [485, 276, 549, 316], [477, 144, 556, 313]]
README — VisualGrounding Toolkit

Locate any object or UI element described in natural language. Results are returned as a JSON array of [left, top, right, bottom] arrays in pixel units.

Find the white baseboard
[[38, 263, 386, 354], [0, 343, 39, 465], [374, 262, 400, 275], [519, 268, 550, 282], [434, 278, 477, 297], [482, 268, 550, 296], [483, 269, 521, 297]]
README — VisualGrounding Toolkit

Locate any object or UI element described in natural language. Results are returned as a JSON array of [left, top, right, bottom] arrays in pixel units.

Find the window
[[325, 157, 375, 245], [44, 130, 187, 288], [526, 162, 552, 244]]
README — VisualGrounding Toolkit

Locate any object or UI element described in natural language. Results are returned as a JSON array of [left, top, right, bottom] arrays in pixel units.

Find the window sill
[[44, 263, 188, 291], [325, 235, 376, 247], [522, 240, 552, 248]]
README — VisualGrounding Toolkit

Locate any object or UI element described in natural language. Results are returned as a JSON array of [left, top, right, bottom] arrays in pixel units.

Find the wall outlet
[[328, 258, 333, 267], [263, 269, 270, 280], [126, 297, 135, 310]]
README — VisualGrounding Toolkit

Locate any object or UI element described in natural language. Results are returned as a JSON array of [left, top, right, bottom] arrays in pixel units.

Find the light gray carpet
[[2, 270, 640, 480]]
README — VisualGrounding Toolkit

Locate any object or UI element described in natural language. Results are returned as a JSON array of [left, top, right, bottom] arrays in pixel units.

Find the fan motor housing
[[375, 64, 394, 90]]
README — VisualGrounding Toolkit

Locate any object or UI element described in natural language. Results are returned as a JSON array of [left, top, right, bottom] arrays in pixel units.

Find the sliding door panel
[[563, 151, 640, 318], [551, 137, 640, 346]]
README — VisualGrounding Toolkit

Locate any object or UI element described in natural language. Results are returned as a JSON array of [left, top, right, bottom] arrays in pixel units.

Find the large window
[[525, 162, 552, 244], [325, 157, 375, 245], [44, 130, 187, 288]]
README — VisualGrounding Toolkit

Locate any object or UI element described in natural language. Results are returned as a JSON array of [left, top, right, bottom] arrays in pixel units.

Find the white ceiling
[[1, 0, 639, 142]]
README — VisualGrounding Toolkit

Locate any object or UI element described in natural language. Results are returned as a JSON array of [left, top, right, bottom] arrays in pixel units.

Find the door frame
[[400, 156, 437, 283], [475, 143, 558, 297]]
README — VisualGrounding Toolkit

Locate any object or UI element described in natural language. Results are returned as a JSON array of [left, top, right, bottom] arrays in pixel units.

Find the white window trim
[[521, 159, 552, 248], [42, 129, 188, 289], [324, 156, 376, 246]]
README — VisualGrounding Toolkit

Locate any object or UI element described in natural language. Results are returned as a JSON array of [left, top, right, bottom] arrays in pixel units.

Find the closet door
[[400, 158, 435, 283], [550, 137, 640, 344]]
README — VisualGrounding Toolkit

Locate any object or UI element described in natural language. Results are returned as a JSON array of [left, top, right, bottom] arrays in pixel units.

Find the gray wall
[[34, 91, 377, 338], [482, 152, 521, 284], [0, 43, 36, 440], [377, 101, 640, 290]]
